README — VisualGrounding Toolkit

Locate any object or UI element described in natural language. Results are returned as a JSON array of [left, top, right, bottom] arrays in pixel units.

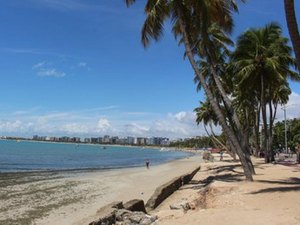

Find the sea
[[0, 139, 192, 173]]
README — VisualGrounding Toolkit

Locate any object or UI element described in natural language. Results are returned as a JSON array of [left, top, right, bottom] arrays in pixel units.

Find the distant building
[[127, 136, 135, 145], [103, 135, 111, 144], [91, 137, 101, 143], [137, 137, 146, 145], [84, 138, 91, 143], [111, 136, 119, 144]]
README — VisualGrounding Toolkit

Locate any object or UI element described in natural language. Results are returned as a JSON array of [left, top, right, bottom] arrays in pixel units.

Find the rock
[[88, 213, 115, 225], [140, 215, 158, 225], [128, 211, 145, 223], [90, 201, 124, 225], [124, 199, 147, 213], [188, 202, 197, 210], [139, 217, 153, 225], [169, 202, 190, 211], [115, 209, 132, 221]]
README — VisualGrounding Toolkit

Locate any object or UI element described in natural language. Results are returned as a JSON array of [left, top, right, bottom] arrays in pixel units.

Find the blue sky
[[0, 0, 299, 138]]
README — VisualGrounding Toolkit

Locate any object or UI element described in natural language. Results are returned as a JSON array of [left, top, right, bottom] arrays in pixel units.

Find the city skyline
[[0, 0, 300, 138]]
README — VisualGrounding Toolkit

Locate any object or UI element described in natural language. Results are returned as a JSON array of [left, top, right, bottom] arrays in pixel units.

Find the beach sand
[[154, 154, 300, 225], [3, 152, 299, 225], [0, 154, 202, 225]]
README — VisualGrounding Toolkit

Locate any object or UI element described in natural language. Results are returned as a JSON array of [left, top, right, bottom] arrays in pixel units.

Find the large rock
[[124, 199, 147, 213], [88, 212, 116, 225], [115, 209, 158, 225], [89, 201, 123, 225]]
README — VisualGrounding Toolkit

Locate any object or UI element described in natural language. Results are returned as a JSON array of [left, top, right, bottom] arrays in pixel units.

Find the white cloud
[[78, 62, 87, 67], [0, 107, 207, 138], [124, 123, 149, 136], [32, 0, 91, 11], [96, 118, 111, 132], [32, 61, 46, 69], [169, 111, 196, 124], [274, 92, 300, 121], [13, 107, 41, 116], [37, 68, 66, 77], [32, 62, 66, 78]]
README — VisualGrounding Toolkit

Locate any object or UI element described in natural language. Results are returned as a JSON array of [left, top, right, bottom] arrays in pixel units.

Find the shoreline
[[0, 154, 202, 225]]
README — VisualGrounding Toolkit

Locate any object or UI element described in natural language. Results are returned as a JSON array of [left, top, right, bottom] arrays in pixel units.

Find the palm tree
[[194, 100, 237, 159], [126, 0, 254, 181], [231, 23, 299, 162], [284, 0, 300, 70]]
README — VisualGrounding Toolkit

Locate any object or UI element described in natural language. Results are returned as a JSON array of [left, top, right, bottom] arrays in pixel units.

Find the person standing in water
[[145, 159, 150, 169]]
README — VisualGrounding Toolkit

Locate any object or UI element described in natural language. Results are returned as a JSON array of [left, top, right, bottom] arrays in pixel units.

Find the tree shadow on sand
[[250, 186, 300, 194], [256, 177, 300, 185], [180, 172, 244, 190], [205, 164, 245, 175], [250, 177, 300, 194]]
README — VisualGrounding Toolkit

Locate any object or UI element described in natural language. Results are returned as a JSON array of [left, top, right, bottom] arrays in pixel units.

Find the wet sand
[[0, 154, 202, 225]]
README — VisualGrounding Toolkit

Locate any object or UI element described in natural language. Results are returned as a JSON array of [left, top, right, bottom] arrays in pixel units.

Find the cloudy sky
[[0, 0, 299, 139]]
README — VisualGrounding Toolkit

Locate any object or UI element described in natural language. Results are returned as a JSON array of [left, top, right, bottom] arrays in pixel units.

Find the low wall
[[145, 166, 200, 211], [89, 166, 200, 224]]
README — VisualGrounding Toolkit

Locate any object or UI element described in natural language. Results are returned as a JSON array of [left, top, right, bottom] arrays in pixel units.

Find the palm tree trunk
[[205, 51, 243, 134], [260, 75, 269, 163], [254, 103, 261, 157], [268, 100, 275, 162], [284, 0, 300, 70], [209, 123, 237, 160], [178, 18, 253, 181]]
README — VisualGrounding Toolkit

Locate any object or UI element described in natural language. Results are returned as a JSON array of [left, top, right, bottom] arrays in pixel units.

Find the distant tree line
[[169, 136, 214, 149], [272, 118, 300, 152]]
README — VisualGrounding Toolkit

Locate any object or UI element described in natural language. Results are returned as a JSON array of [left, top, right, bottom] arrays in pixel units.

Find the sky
[[0, 0, 299, 139]]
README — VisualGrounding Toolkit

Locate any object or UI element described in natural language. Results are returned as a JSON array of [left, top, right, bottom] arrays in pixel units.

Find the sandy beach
[[154, 154, 300, 225], [2, 152, 300, 225], [0, 154, 202, 225]]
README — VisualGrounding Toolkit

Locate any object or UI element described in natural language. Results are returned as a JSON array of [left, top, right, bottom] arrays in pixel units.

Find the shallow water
[[0, 140, 192, 172]]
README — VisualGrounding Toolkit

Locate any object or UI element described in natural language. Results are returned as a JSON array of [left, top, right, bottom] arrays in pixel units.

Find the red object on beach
[[210, 148, 221, 153]]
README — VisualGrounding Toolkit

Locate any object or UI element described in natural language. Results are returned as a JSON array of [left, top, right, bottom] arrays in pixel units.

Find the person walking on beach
[[220, 150, 224, 161], [145, 159, 150, 169]]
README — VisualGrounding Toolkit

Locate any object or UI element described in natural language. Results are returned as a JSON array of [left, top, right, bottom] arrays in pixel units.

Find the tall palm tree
[[231, 23, 299, 162], [126, 0, 254, 180], [284, 0, 300, 70]]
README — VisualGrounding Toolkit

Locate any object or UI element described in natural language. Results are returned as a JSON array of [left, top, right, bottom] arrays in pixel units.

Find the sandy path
[[154, 154, 300, 225], [0, 154, 202, 225]]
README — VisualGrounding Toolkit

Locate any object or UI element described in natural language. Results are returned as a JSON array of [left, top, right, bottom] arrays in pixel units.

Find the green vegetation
[[273, 118, 300, 152], [169, 136, 213, 149], [126, 1, 300, 181]]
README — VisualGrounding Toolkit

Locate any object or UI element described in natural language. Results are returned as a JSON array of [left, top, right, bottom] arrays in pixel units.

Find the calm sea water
[[0, 140, 192, 172]]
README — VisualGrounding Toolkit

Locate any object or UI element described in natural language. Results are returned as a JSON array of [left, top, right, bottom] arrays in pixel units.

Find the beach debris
[[114, 210, 158, 225], [89, 199, 158, 225], [169, 202, 190, 211], [202, 151, 214, 162]]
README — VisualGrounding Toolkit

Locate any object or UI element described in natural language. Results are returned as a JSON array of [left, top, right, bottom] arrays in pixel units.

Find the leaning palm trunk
[[206, 54, 243, 133], [206, 44, 253, 170], [260, 75, 270, 163], [209, 123, 237, 160], [284, 0, 300, 70], [178, 18, 253, 181]]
